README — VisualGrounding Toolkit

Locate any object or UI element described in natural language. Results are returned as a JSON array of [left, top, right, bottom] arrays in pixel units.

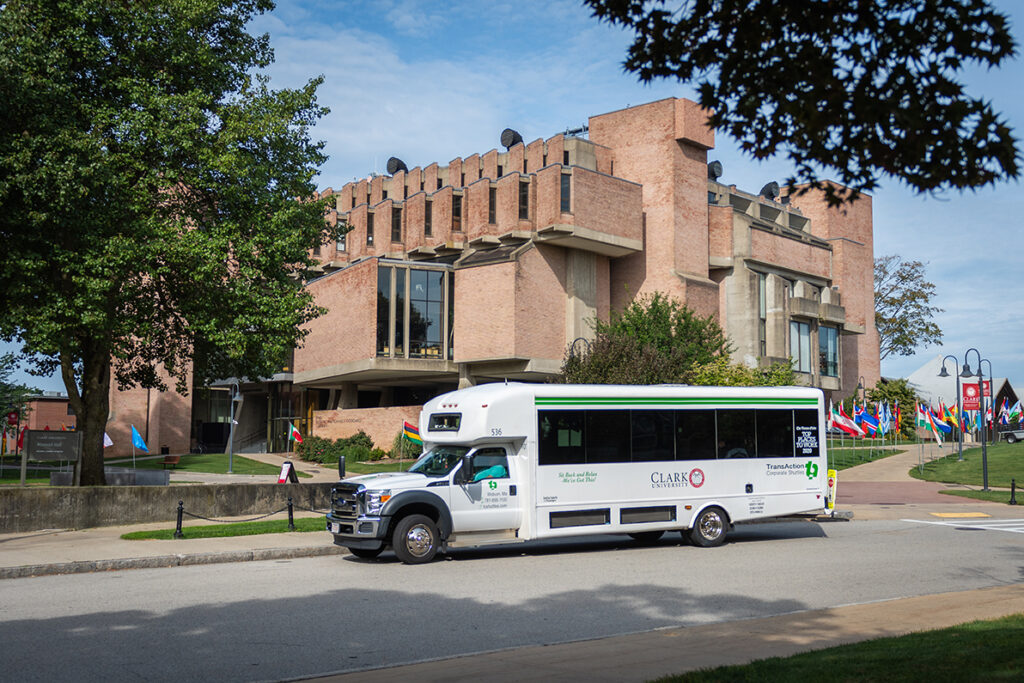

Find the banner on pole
[[963, 383, 981, 411]]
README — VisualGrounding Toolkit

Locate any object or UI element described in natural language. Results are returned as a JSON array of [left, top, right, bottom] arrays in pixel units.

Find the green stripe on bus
[[534, 397, 818, 407]]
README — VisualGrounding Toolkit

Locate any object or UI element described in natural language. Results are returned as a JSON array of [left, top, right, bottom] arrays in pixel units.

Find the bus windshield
[[408, 445, 470, 477]]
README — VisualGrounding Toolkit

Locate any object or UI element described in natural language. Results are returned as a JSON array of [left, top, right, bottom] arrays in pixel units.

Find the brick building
[[106, 97, 879, 457]]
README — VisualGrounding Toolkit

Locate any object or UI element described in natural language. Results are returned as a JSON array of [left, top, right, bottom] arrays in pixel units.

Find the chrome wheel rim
[[699, 511, 723, 540], [405, 524, 434, 557]]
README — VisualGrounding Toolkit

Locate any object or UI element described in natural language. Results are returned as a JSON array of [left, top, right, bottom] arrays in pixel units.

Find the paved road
[[1, 517, 1021, 682]]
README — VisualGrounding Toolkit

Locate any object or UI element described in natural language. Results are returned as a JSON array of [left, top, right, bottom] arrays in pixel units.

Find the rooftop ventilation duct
[[386, 157, 408, 175], [707, 160, 723, 181], [500, 128, 523, 149], [759, 181, 780, 200]]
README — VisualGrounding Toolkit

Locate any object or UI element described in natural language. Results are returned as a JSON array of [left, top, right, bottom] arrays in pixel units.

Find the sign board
[[24, 430, 81, 460], [278, 461, 299, 483], [963, 383, 981, 411], [6, 411, 17, 426], [826, 469, 838, 511], [982, 380, 991, 398]]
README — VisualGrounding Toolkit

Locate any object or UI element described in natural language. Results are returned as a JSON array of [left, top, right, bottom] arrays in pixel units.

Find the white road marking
[[902, 518, 1024, 534]]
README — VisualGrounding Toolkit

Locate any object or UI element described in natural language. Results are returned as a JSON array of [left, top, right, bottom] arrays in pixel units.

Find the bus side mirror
[[456, 454, 473, 484]]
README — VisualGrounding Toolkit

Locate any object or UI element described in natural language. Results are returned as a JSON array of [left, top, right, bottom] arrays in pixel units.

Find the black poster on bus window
[[795, 425, 819, 456]]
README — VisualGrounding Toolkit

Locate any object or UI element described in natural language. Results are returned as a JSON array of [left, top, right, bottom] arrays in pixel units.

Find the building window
[[403, 185, 408, 199], [67, 404, 76, 416], [523, 159, 527, 173], [497, 165, 503, 177], [560, 173, 571, 213], [790, 321, 811, 373], [519, 181, 529, 220], [425, 199, 433, 236], [452, 194, 462, 231], [382, 189, 388, 200], [460, 172, 465, 186], [819, 325, 839, 377], [391, 207, 402, 242], [377, 265, 453, 359], [758, 273, 767, 357], [563, 150, 569, 165], [336, 222, 347, 252], [366, 213, 374, 245], [437, 178, 442, 190], [488, 187, 496, 224]]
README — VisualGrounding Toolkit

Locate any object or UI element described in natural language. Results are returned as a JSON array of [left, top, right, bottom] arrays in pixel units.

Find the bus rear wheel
[[392, 514, 439, 564], [688, 507, 727, 547]]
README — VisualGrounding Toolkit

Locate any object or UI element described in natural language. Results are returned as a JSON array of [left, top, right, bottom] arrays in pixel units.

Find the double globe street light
[[938, 349, 992, 490]]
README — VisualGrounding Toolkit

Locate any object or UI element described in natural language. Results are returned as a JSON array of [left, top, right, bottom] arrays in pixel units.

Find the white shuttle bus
[[326, 383, 828, 564]]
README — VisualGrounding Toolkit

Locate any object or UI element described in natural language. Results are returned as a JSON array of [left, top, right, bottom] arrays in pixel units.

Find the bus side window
[[472, 448, 509, 480]]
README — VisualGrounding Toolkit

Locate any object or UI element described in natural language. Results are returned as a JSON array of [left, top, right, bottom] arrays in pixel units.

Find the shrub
[[390, 430, 423, 460], [343, 444, 372, 462], [296, 430, 378, 464]]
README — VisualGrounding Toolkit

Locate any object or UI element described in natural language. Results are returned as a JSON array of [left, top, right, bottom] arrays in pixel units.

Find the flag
[[921, 408, 944, 446], [17, 425, 26, 449], [130, 425, 149, 452], [929, 406, 952, 433], [1009, 401, 1022, 423], [833, 403, 863, 436], [878, 401, 892, 436], [103, 432, 114, 448], [999, 398, 1010, 425], [403, 420, 423, 445], [860, 407, 879, 436], [853, 402, 864, 424], [288, 421, 303, 444]]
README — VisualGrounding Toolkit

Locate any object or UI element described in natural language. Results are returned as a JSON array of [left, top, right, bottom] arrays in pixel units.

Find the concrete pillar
[[565, 249, 597, 342], [459, 365, 477, 389], [338, 383, 358, 410]]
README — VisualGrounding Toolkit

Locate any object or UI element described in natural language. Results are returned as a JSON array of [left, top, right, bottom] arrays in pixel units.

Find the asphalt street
[[1, 517, 1021, 682]]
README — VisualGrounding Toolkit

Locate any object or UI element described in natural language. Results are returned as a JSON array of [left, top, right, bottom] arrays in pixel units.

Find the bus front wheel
[[393, 514, 439, 564], [688, 507, 728, 548]]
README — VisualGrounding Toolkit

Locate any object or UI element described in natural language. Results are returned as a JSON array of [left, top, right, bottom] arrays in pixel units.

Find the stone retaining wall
[[0, 483, 335, 534]]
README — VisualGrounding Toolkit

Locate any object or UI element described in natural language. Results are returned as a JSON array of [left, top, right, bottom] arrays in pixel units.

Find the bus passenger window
[[716, 409, 756, 458], [538, 411, 585, 465], [756, 409, 794, 457], [675, 410, 716, 460]]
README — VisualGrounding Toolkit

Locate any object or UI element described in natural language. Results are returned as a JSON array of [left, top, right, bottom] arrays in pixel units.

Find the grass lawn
[[121, 515, 326, 540], [826, 446, 900, 471], [938, 488, 1021, 504], [655, 613, 1024, 682], [0, 456, 65, 485], [114, 453, 311, 478], [343, 459, 415, 475], [909, 442, 1024, 488]]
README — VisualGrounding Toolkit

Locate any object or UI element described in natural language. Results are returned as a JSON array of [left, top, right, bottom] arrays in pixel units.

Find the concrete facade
[[108, 97, 880, 453]]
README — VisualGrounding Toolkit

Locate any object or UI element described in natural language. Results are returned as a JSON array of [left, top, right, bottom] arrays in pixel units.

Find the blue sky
[[7, 0, 1023, 393]]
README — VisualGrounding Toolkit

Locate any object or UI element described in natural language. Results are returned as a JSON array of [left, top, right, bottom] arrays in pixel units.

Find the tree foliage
[[0, 352, 37, 418], [560, 293, 730, 384], [0, 1, 333, 484], [866, 377, 920, 438], [688, 357, 796, 387], [874, 254, 943, 360], [585, 0, 1019, 205]]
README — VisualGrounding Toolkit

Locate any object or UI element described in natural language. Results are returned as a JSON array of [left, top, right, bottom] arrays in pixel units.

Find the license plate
[[330, 522, 340, 534]]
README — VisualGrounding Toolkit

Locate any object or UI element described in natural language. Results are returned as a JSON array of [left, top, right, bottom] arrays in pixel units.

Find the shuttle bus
[[326, 383, 828, 564]]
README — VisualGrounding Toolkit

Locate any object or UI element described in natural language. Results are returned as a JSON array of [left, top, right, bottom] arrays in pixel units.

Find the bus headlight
[[364, 490, 391, 515]]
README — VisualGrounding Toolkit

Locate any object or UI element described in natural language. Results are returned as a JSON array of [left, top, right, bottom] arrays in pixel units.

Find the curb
[[0, 544, 348, 580]]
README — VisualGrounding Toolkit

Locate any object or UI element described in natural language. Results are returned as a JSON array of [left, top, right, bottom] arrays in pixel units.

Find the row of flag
[[828, 400, 901, 438]]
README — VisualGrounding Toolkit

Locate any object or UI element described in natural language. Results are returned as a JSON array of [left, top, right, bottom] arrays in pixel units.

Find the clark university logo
[[805, 462, 818, 479], [688, 468, 705, 488]]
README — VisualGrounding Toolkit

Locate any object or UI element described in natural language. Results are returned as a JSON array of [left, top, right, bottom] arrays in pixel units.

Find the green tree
[[0, 352, 37, 421], [874, 255, 943, 360], [688, 357, 796, 388], [585, 0, 1019, 205], [0, 1, 334, 484], [866, 378, 921, 439], [560, 292, 730, 384]]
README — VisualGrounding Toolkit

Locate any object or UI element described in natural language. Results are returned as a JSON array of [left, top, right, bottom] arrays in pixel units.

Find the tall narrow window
[[519, 181, 529, 220], [376, 267, 391, 354], [488, 187, 496, 224], [382, 189, 388, 199], [452, 194, 462, 231], [425, 199, 433, 236], [790, 321, 811, 373], [460, 172, 465, 186], [447, 272, 455, 360], [391, 207, 402, 242], [819, 325, 839, 377], [394, 268, 405, 356], [366, 213, 374, 245], [563, 150, 569, 165], [497, 165, 503, 177], [437, 178, 442, 190], [336, 222, 347, 253], [560, 173, 571, 213], [410, 269, 444, 357], [758, 273, 767, 357]]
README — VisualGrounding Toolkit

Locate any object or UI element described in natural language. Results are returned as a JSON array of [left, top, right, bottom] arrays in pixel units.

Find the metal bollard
[[287, 497, 296, 531], [174, 501, 184, 539], [1011, 479, 1018, 506]]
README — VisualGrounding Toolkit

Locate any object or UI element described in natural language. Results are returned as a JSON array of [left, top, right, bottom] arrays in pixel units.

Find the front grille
[[331, 485, 360, 520]]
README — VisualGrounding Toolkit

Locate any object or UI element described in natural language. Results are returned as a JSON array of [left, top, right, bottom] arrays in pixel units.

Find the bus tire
[[392, 514, 439, 564], [628, 531, 664, 544], [688, 506, 728, 548], [348, 547, 383, 560]]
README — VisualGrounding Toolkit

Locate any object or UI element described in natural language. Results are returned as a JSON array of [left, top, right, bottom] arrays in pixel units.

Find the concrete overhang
[[293, 357, 458, 388], [535, 223, 643, 258], [459, 356, 563, 381]]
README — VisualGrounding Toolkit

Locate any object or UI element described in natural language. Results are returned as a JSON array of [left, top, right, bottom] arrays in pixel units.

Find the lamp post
[[226, 381, 242, 474], [938, 355, 963, 461], [963, 349, 990, 491]]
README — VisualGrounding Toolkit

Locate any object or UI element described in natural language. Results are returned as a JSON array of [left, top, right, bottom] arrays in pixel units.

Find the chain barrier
[[173, 497, 331, 538]]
